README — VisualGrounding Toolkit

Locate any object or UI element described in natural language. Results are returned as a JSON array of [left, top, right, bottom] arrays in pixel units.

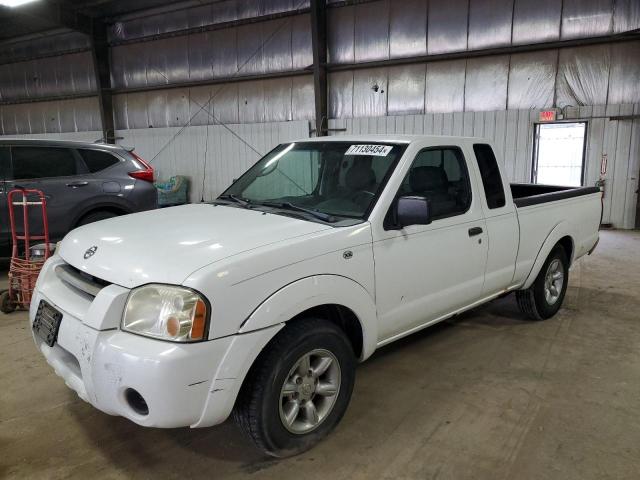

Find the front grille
[[55, 263, 111, 298]]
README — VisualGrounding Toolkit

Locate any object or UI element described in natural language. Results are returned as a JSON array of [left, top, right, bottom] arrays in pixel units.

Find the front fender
[[239, 275, 378, 361], [522, 221, 576, 289], [191, 275, 378, 428]]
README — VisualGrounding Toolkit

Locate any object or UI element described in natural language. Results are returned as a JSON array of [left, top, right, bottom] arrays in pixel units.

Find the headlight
[[122, 284, 209, 342]]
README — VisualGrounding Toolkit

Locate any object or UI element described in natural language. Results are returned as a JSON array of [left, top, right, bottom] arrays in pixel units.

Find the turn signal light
[[190, 300, 207, 340]]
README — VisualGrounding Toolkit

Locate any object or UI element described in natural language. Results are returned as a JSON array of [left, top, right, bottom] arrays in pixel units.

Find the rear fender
[[522, 221, 575, 289], [70, 199, 134, 228]]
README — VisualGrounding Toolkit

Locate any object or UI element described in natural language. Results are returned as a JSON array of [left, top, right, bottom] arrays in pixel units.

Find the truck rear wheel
[[516, 246, 569, 320], [233, 317, 356, 457]]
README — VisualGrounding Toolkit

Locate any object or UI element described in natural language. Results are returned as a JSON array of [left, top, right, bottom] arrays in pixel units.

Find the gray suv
[[0, 139, 157, 249]]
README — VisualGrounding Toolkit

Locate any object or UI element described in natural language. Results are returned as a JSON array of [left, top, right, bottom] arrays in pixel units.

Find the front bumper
[[29, 256, 282, 428]]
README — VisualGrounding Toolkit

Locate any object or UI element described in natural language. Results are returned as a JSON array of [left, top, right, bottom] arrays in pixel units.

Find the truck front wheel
[[233, 318, 356, 457], [516, 246, 569, 320]]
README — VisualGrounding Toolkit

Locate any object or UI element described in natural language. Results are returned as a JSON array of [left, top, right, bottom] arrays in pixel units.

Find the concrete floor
[[1, 230, 639, 479]]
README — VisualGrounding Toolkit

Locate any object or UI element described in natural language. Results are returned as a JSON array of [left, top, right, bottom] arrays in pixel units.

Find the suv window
[[79, 149, 120, 173], [0, 147, 10, 180], [473, 144, 506, 209], [399, 147, 471, 220], [12, 146, 78, 180]]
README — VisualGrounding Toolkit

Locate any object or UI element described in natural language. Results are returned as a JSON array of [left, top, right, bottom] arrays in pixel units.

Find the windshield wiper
[[217, 194, 252, 208], [259, 201, 337, 223]]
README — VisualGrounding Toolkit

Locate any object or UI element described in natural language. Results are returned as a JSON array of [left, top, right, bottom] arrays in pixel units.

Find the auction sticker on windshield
[[345, 145, 393, 156]]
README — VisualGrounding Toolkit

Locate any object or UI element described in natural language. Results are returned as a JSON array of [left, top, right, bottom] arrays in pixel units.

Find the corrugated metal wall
[[0, 0, 638, 226], [111, 75, 314, 129], [0, 30, 90, 63], [110, 15, 312, 89], [3, 38, 639, 133], [325, 0, 640, 60], [0, 97, 101, 134], [328, 41, 640, 117], [2, 0, 640, 124], [0, 51, 96, 104], [329, 103, 640, 229], [116, 120, 309, 201]]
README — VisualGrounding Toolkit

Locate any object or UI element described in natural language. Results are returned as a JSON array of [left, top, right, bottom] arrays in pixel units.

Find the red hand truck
[[0, 188, 52, 313]]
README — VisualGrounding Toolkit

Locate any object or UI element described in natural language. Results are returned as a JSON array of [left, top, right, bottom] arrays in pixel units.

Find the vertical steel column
[[310, 0, 328, 136], [91, 20, 115, 144]]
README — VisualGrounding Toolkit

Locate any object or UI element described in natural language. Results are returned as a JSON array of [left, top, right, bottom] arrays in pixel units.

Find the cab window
[[399, 147, 472, 220]]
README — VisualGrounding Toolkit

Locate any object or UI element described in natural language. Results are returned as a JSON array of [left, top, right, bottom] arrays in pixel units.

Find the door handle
[[66, 181, 89, 188], [468, 226, 483, 237]]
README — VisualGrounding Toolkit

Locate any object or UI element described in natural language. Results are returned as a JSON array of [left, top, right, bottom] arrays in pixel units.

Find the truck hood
[[57, 204, 332, 288]]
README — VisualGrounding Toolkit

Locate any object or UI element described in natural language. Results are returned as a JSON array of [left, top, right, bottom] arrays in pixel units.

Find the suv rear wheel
[[516, 245, 569, 320], [233, 318, 356, 457], [77, 210, 119, 227]]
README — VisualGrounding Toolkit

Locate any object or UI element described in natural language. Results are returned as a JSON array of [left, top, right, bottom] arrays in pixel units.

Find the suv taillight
[[128, 151, 154, 182]]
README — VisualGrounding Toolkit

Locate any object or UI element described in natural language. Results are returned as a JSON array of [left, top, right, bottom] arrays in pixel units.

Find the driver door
[[372, 146, 488, 342]]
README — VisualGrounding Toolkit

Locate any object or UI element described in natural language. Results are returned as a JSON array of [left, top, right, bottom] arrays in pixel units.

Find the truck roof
[[295, 134, 487, 144]]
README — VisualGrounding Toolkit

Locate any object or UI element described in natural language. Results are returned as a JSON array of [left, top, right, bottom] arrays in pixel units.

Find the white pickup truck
[[30, 135, 600, 457]]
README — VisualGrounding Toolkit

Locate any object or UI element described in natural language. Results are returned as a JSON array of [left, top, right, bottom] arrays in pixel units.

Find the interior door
[[373, 147, 488, 342]]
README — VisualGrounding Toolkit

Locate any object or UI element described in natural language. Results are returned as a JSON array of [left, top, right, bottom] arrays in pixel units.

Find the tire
[[516, 245, 569, 321], [233, 317, 356, 457], [77, 210, 119, 227], [0, 290, 16, 314]]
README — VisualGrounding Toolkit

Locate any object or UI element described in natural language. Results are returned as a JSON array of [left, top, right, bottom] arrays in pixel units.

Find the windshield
[[221, 141, 407, 220]]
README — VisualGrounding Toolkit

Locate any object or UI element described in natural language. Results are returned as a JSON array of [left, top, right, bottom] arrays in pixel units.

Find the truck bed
[[510, 183, 600, 208]]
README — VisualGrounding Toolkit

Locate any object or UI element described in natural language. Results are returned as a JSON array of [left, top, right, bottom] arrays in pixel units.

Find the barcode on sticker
[[345, 145, 393, 156]]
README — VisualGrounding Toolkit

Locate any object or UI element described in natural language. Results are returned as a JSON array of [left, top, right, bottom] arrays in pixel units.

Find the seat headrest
[[345, 162, 376, 190], [409, 166, 448, 192]]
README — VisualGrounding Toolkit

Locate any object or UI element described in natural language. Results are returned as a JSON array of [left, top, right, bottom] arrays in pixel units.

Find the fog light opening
[[125, 388, 149, 416]]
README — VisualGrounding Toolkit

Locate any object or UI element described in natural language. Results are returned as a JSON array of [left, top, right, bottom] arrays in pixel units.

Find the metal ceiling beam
[[90, 19, 115, 144], [109, 7, 311, 46], [111, 69, 312, 95], [104, 0, 239, 22], [310, 0, 327, 136], [0, 46, 90, 66], [0, 92, 96, 106]]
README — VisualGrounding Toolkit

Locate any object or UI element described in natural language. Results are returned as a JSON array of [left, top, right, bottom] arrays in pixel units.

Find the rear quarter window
[[79, 149, 121, 173], [473, 144, 506, 209]]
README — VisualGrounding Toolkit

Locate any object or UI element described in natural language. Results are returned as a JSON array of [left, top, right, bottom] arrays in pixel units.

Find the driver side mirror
[[395, 196, 431, 228]]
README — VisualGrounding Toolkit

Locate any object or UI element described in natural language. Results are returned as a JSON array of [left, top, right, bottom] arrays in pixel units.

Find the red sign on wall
[[539, 110, 557, 122]]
